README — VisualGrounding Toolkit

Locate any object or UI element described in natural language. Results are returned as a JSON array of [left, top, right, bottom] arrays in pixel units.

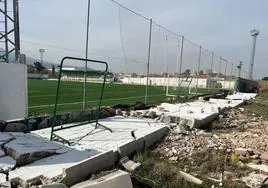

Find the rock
[[239, 108, 245, 112], [0, 156, 16, 172], [169, 156, 178, 162], [38, 117, 51, 130], [41, 183, 67, 188], [103, 108, 116, 116], [242, 172, 268, 188], [260, 152, 268, 161], [123, 111, 130, 117], [247, 163, 268, 173], [147, 111, 156, 119], [159, 116, 171, 124], [250, 155, 260, 160], [223, 171, 234, 180], [4, 123, 28, 133], [115, 109, 123, 116], [71, 110, 91, 122], [130, 111, 137, 117], [235, 148, 248, 156], [0, 121, 7, 132]]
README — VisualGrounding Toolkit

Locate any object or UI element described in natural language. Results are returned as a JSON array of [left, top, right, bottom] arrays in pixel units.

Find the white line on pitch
[[29, 94, 166, 109], [29, 90, 147, 98]]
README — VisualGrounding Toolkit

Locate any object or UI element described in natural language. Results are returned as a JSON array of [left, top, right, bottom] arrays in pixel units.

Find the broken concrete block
[[0, 133, 14, 147], [120, 157, 141, 172], [4, 123, 28, 133], [0, 156, 16, 172], [61, 151, 114, 187], [260, 152, 268, 161], [41, 183, 67, 188], [71, 170, 132, 188], [115, 109, 123, 116], [247, 163, 268, 173], [130, 111, 137, 117], [0, 173, 7, 184], [5, 133, 65, 166]]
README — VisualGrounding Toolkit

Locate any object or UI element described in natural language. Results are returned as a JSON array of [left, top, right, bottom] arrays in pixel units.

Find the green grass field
[[28, 79, 219, 116], [28, 79, 167, 115]]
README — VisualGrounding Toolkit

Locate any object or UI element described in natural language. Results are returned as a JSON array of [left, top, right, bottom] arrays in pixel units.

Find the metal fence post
[[83, 0, 91, 110], [229, 62, 234, 89], [196, 45, 202, 90], [145, 18, 152, 104], [219, 57, 222, 77], [178, 35, 184, 93]]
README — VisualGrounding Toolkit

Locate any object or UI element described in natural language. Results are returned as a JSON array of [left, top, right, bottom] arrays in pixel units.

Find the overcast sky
[[19, 0, 267, 78]]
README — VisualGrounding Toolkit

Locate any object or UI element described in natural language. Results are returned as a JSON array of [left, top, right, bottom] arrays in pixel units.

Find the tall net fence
[[22, 0, 240, 115]]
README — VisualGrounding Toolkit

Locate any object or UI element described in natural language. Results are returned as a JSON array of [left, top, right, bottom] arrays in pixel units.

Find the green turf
[[28, 79, 219, 116], [28, 79, 168, 115]]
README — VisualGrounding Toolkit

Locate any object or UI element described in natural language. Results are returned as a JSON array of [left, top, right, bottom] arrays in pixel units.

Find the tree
[[131, 73, 138, 77], [34, 61, 46, 72], [183, 69, 191, 76], [262, 77, 268, 81], [199, 70, 204, 75]]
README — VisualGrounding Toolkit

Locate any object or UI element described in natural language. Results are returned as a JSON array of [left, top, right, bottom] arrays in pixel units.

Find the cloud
[[19, 0, 267, 78]]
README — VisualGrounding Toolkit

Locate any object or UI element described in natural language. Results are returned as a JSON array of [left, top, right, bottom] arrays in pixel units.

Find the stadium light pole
[[248, 29, 260, 80], [83, 0, 91, 109], [39, 49, 45, 64]]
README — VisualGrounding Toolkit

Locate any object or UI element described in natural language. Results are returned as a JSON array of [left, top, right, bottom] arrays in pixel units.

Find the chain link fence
[[21, 0, 242, 115]]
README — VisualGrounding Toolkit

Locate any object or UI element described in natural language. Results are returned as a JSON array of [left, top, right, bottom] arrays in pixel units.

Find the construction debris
[[179, 171, 203, 185]]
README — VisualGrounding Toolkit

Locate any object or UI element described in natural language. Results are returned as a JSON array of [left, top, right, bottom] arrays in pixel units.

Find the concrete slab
[[0, 173, 6, 184], [9, 149, 96, 187], [0, 149, 5, 158], [0, 156, 16, 172], [33, 116, 166, 154], [9, 117, 166, 187], [71, 170, 132, 188], [5, 132, 71, 166], [141, 126, 168, 148], [226, 92, 257, 100], [41, 183, 67, 188], [0, 132, 14, 147], [61, 151, 114, 187], [117, 137, 144, 157]]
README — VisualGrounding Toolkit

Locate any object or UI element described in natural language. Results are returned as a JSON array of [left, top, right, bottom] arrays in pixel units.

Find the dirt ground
[[132, 93, 268, 188]]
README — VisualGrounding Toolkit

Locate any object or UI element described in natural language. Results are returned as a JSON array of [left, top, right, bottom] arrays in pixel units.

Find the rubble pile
[[213, 108, 268, 154], [156, 130, 227, 162]]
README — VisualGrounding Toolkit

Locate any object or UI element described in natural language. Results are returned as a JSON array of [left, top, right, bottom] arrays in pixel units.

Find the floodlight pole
[[39, 49, 44, 64], [83, 0, 91, 110], [248, 29, 260, 80], [145, 18, 152, 104]]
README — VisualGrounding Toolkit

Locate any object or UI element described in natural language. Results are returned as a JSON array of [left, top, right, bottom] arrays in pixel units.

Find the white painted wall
[[121, 77, 235, 89], [0, 63, 28, 120], [28, 73, 49, 79]]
